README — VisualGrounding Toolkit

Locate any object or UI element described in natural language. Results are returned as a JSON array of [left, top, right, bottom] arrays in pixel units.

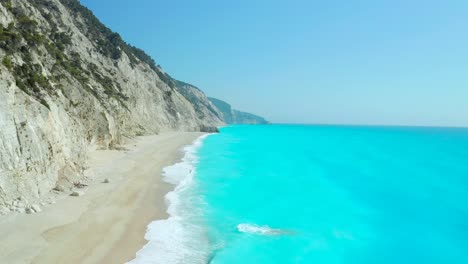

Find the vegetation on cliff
[[0, 0, 266, 123], [0, 0, 175, 110]]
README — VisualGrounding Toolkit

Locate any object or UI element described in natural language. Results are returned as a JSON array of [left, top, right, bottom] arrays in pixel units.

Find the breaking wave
[[236, 223, 293, 236], [127, 134, 212, 264]]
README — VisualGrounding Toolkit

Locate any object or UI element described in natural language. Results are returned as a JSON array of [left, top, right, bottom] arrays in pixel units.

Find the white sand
[[0, 132, 204, 264]]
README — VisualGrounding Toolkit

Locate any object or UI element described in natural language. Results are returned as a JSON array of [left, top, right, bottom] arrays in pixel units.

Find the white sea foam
[[127, 134, 212, 264], [236, 223, 292, 236]]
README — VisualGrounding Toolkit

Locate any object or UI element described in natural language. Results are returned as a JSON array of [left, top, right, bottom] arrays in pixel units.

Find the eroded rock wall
[[0, 0, 223, 208]]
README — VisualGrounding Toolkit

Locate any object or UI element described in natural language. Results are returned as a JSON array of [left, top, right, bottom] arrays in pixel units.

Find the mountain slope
[[174, 80, 224, 132], [208, 97, 269, 124], [0, 0, 223, 207]]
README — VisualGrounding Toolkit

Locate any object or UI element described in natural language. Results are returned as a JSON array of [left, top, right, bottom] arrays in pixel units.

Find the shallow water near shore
[[131, 125, 468, 264]]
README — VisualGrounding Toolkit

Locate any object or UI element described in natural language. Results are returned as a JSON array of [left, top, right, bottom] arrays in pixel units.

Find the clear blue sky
[[81, 0, 468, 126]]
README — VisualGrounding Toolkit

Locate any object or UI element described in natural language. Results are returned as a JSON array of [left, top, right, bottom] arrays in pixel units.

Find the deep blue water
[[130, 124, 468, 264]]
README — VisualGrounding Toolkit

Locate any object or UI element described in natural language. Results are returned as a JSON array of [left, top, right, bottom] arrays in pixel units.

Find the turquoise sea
[[131, 125, 468, 264]]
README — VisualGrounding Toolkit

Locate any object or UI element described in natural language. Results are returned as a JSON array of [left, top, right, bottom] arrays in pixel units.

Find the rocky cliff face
[[0, 0, 223, 209], [208, 97, 269, 125], [175, 80, 225, 132]]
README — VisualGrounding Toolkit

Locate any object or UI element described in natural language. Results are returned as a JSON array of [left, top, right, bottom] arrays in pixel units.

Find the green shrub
[[3, 0, 12, 11], [0, 25, 22, 53], [39, 98, 50, 109], [15, 78, 29, 94], [17, 16, 38, 32], [2, 56, 13, 70]]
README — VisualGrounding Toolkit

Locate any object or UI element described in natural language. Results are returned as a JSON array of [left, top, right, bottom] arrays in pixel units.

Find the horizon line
[[252, 122, 468, 129]]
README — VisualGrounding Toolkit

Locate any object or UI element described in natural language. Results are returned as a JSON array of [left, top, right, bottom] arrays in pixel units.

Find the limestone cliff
[[208, 97, 269, 125], [0, 0, 224, 208], [174, 80, 225, 132]]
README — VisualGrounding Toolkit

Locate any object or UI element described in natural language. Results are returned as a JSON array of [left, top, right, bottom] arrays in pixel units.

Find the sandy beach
[[0, 132, 204, 264]]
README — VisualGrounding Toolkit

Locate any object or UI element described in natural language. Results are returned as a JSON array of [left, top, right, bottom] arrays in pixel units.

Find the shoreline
[[129, 134, 211, 263], [0, 132, 204, 264]]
